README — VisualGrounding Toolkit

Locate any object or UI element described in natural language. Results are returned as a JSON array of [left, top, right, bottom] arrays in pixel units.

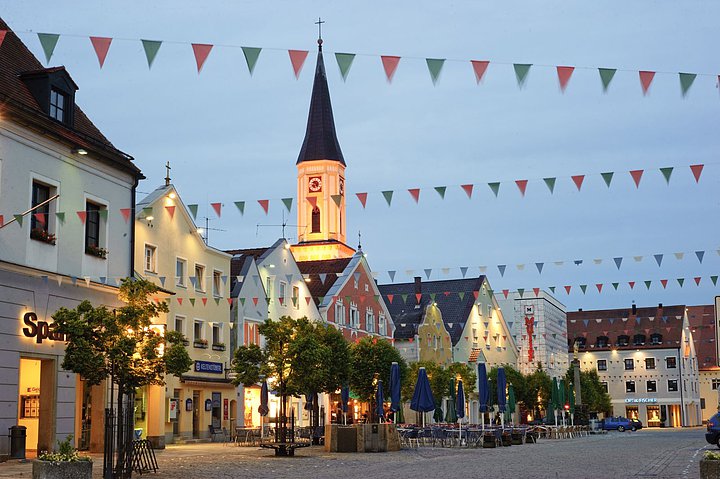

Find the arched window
[[311, 206, 321, 233]]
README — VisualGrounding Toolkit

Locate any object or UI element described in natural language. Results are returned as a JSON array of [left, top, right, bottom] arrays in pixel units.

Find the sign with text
[[194, 360, 224, 374], [624, 398, 657, 403]]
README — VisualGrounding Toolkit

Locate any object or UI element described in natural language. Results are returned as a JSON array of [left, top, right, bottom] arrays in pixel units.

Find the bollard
[[9, 426, 26, 460]]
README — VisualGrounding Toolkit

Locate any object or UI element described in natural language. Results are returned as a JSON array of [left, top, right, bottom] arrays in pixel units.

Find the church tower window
[[311, 207, 321, 233]]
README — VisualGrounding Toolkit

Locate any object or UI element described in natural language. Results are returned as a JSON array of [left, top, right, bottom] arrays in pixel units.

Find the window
[[350, 306, 359, 329], [477, 304, 483, 317], [713, 379, 720, 391], [702, 398, 706, 410], [174, 315, 185, 334], [144, 244, 157, 273], [379, 314, 386, 336], [366, 310, 375, 333], [596, 336, 609, 348], [600, 382, 609, 393], [266, 277, 273, 300], [176, 258, 187, 287], [650, 333, 663, 345], [213, 271, 222, 297], [311, 207, 320, 233], [668, 379, 678, 392], [666, 357, 677, 369], [85, 201, 101, 249], [195, 264, 205, 292], [335, 301, 345, 325], [487, 305, 493, 318], [575, 337, 586, 349], [30, 181, 51, 234], [279, 282, 287, 305], [646, 380, 657, 393], [292, 286, 300, 309], [645, 358, 656, 370], [49, 88, 67, 122], [617, 335, 629, 347], [626, 381, 636, 393], [193, 320, 204, 342], [624, 358, 634, 370], [597, 359, 607, 371], [633, 334, 646, 346], [212, 323, 221, 345]]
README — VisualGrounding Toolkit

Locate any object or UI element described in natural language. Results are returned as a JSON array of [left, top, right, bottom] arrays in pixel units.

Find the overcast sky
[[3, 0, 718, 311]]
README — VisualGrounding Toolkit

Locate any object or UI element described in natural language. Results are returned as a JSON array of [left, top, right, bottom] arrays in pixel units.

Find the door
[[172, 389, 181, 436], [192, 391, 200, 438]]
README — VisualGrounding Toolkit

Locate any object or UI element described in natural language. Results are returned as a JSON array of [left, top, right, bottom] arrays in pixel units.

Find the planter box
[[193, 342, 208, 349], [212, 344, 226, 351], [701, 459, 720, 479], [32, 460, 92, 479]]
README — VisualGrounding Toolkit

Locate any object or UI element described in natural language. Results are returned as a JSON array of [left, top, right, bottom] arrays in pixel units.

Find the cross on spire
[[164, 161, 171, 186], [315, 17, 325, 49]]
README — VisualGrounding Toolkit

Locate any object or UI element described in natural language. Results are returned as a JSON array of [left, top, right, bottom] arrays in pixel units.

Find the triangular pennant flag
[[711, 276, 718, 286], [679, 73, 696, 96], [252, 297, 259, 306], [513, 64, 532, 87], [319, 273, 327, 284], [13, 214, 24, 227], [674, 252, 684, 260], [188, 204, 198, 219], [202, 297, 208, 306], [307, 196, 318, 208], [596, 283, 603, 293], [571, 175, 585, 191], [580, 284, 587, 294], [502, 289, 509, 299], [89, 37, 112, 68], [564, 285, 572, 294], [210, 202, 222, 217], [601, 172, 614, 187], [654, 254, 663, 266], [382, 190, 394, 206], [533, 287, 540, 297], [306, 296, 313, 305], [76, 211, 87, 224], [424, 269, 432, 280], [335, 53, 356, 81], [430, 293, 437, 302], [473, 290, 480, 300], [612, 282, 619, 290], [191, 44, 213, 73], [119, 208, 130, 223], [258, 200, 269, 215], [0, 215, 3, 227], [99, 209, 109, 220], [634, 256, 643, 263], [556, 66, 574, 92], [52, 212, 65, 224], [628, 281, 635, 289], [159, 276, 166, 287], [598, 68, 616, 92], [660, 279, 668, 289], [356, 192, 368, 208], [415, 293, 422, 303], [281, 198, 293, 212], [287, 274, 295, 284], [535, 263, 544, 274], [543, 177, 556, 194], [241, 47, 261, 75], [549, 286, 556, 294], [460, 267, 468, 278], [497, 265, 506, 277], [460, 184, 474, 199], [515, 180, 528, 197], [331, 195, 342, 207], [629, 169, 644, 188], [517, 288, 525, 298], [165, 205, 176, 219], [388, 270, 396, 282], [434, 186, 446, 199], [189, 298, 196, 306], [288, 50, 309, 78], [234, 201, 245, 215], [141, 40, 162, 68], [400, 294, 409, 304], [426, 58, 445, 85], [381, 56, 401, 82], [639, 71, 655, 95], [227, 298, 233, 305], [471, 60, 490, 83], [37, 33, 60, 63], [690, 164, 704, 183], [177, 297, 183, 305], [660, 167, 673, 184], [0, 31, 6, 49], [696, 251, 705, 263], [34, 213, 46, 226], [458, 292, 466, 301], [408, 188, 420, 203], [488, 182, 500, 197], [644, 281, 652, 290], [387, 294, 394, 304]]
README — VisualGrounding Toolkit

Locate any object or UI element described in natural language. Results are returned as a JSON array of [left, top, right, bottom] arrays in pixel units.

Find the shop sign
[[194, 360, 224, 374], [223, 398, 229, 420], [22, 312, 67, 344], [205, 399, 212, 411], [168, 398, 179, 420], [212, 392, 221, 408], [185, 398, 193, 411], [625, 398, 658, 403]]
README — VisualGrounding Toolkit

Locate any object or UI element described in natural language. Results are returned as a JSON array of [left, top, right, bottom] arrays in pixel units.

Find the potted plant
[[701, 450, 720, 478], [33, 435, 92, 479], [85, 244, 108, 259], [30, 228, 56, 245], [194, 338, 208, 349], [212, 341, 225, 351]]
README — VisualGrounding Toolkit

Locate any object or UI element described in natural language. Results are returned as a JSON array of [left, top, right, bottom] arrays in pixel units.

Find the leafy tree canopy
[[349, 337, 408, 402]]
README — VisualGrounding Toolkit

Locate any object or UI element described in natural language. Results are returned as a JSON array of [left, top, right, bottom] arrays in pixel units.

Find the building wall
[[416, 304, 453, 366], [296, 160, 346, 247], [699, 370, 720, 422]]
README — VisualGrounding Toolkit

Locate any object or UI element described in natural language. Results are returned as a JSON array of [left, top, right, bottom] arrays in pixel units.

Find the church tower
[[291, 37, 355, 262]]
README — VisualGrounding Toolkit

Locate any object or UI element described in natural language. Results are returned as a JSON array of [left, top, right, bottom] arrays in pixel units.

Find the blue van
[[706, 412, 720, 447]]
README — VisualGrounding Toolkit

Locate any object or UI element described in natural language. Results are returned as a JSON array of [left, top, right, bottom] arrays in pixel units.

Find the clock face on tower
[[308, 176, 322, 193]]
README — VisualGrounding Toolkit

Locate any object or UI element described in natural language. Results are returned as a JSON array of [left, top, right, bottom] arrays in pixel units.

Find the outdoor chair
[[401, 428, 420, 448], [209, 425, 229, 443], [420, 428, 433, 446], [431, 427, 449, 447]]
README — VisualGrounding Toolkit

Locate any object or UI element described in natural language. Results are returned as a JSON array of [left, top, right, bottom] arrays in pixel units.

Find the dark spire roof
[[296, 41, 345, 166]]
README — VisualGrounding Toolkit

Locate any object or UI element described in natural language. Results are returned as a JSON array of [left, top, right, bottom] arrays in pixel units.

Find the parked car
[[600, 416, 642, 432], [705, 413, 720, 447]]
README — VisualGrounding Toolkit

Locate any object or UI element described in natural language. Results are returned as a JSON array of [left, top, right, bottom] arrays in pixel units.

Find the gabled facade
[[0, 19, 141, 455], [688, 302, 720, 421], [134, 184, 233, 445]]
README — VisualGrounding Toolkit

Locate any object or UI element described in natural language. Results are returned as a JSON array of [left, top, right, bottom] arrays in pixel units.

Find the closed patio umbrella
[[456, 379, 465, 443], [341, 385, 350, 425], [259, 381, 269, 441], [559, 379, 567, 427], [477, 363, 489, 431], [445, 377, 457, 423], [507, 384, 516, 424], [497, 367, 507, 428], [390, 362, 401, 423], [376, 380, 385, 422], [410, 367, 435, 427]]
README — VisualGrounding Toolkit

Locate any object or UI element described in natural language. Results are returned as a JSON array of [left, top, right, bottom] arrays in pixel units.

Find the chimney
[[658, 303, 663, 309], [578, 308, 582, 312], [631, 304, 637, 315], [414, 276, 422, 295]]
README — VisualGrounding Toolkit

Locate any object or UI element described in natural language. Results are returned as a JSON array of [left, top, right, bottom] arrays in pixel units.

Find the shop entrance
[[172, 389, 181, 437], [18, 357, 56, 453], [211, 392, 221, 428], [192, 391, 200, 438], [79, 380, 93, 450], [625, 406, 639, 421], [646, 405, 662, 427]]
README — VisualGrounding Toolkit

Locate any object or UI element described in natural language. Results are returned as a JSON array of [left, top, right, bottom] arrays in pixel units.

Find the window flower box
[[85, 245, 108, 259], [193, 339, 208, 349], [30, 228, 56, 245], [182, 339, 190, 347], [212, 343, 225, 351]]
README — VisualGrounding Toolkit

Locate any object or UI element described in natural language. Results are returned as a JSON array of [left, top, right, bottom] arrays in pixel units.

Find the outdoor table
[[234, 427, 259, 446]]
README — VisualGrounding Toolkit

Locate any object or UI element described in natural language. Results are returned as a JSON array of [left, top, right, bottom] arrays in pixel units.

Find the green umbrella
[[433, 401, 444, 423], [506, 384, 516, 423], [445, 377, 457, 422]]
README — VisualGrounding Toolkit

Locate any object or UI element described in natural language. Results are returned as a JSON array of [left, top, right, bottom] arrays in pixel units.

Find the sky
[[2, 0, 718, 311]]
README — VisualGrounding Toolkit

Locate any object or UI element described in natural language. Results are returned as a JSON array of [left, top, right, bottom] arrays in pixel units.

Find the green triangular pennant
[[99, 209, 109, 220], [430, 293, 437, 302], [488, 182, 500, 197], [142, 207, 153, 217], [37, 33, 60, 63], [543, 177, 556, 194], [331, 195, 342, 207], [677, 278, 685, 287], [55, 212, 65, 223], [612, 282, 619, 290], [242, 47, 261, 75], [580, 285, 587, 294], [214, 298, 220, 305], [345, 295, 352, 304], [598, 68, 616, 92], [189, 298, 196, 306], [374, 295, 380, 303], [458, 291, 465, 301], [679, 73, 696, 96], [335, 53, 355, 81], [549, 286, 556, 294], [13, 214, 24, 227], [644, 280, 652, 290], [141, 40, 162, 69], [711, 276, 718, 286], [401, 294, 409, 303], [281, 198, 293, 212], [426, 58, 445, 85], [382, 190, 394, 206], [239, 297, 246, 306], [234, 201, 245, 215], [660, 167, 673, 184], [265, 297, 271, 305], [188, 204, 198, 219], [517, 288, 524, 298], [513, 64, 532, 87], [601, 172, 614, 188], [434, 186, 446, 199], [318, 296, 324, 304]]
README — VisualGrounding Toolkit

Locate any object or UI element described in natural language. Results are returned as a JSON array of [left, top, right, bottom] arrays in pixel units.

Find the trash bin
[[9, 425, 26, 459]]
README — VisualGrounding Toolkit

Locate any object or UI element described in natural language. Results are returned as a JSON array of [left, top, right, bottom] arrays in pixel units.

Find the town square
[[0, 1, 718, 478]]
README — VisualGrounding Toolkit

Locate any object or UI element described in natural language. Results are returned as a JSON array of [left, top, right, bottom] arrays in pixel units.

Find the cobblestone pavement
[[0, 427, 711, 479]]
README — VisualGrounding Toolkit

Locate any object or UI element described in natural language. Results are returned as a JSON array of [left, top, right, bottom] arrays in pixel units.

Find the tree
[[52, 278, 192, 476], [447, 362, 478, 400], [525, 367, 553, 418], [349, 337, 408, 402], [488, 365, 525, 413], [564, 367, 612, 415]]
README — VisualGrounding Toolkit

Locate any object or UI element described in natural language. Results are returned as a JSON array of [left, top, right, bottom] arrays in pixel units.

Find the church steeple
[[296, 38, 345, 166]]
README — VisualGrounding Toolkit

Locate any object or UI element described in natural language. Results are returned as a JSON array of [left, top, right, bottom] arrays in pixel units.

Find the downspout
[[130, 175, 139, 277], [677, 347, 684, 427]]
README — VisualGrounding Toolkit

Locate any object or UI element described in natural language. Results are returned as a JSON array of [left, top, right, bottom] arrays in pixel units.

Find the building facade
[[689, 302, 720, 421]]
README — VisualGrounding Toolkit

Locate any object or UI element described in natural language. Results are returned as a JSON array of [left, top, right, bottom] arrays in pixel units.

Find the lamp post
[[371, 373, 379, 424]]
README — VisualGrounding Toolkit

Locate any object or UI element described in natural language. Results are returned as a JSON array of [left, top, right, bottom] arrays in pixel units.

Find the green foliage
[[231, 344, 264, 387], [705, 451, 720, 461], [350, 337, 408, 402], [38, 435, 90, 462], [52, 278, 192, 394], [525, 367, 553, 413], [402, 362, 476, 405], [564, 366, 612, 415], [447, 362, 477, 399]]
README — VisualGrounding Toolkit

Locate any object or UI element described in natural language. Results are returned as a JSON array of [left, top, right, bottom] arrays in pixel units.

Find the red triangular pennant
[[288, 50, 309, 78], [533, 288, 540, 297], [305, 297, 311, 305], [415, 293, 422, 303], [252, 297, 259, 306], [201, 297, 208, 306], [502, 289, 509, 299], [34, 213, 46, 226], [387, 294, 394, 304], [564, 285, 572, 294], [0, 31, 6, 49], [471, 60, 489, 83], [629, 281, 636, 289], [596, 283, 603, 293], [76, 211, 87, 224], [660, 279, 668, 289], [630, 169, 644, 188], [227, 298, 233, 305], [639, 71, 655, 95], [571, 175, 585, 191], [356, 192, 368, 209], [120, 208, 131, 223], [90, 36, 112, 68], [211, 202, 222, 217], [381, 56, 401, 82], [694, 277, 701, 286], [408, 188, 420, 203], [307, 196, 317, 208], [165, 205, 176, 219], [556, 66, 574, 92], [461, 184, 474, 199], [191, 44, 213, 73], [258, 199, 269, 214], [473, 291, 479, 300], [690, 164, 704, 183], [515, 180, 528, 196]]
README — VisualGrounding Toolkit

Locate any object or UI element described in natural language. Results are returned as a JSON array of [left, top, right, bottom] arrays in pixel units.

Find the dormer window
[[49, 88, 67, 122], [19, 67, 77, 127], [596, 336, 609, 348]]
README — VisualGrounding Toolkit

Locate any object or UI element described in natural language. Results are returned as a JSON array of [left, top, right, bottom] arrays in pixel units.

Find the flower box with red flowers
[[30, 228, 56, 245], [85, 245, 108, 259]]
